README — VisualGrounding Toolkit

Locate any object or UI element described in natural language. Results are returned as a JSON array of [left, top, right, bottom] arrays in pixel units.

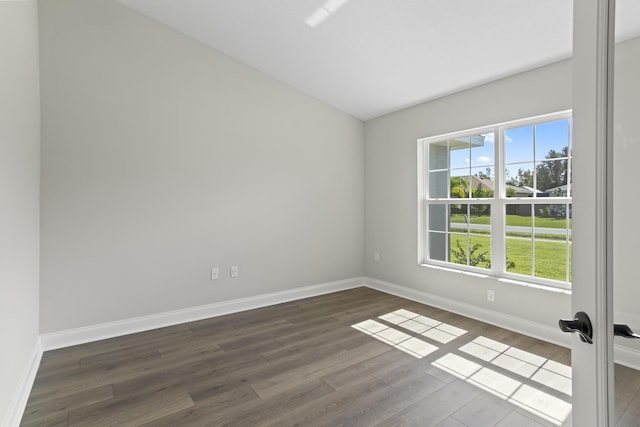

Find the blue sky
[[449, 118, 571, 184]]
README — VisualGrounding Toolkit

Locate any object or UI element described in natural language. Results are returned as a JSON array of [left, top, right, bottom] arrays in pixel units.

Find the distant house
[[468, 175, 545, 216], [515, 186, 544, 197], [470, 175, 494, 192], [469, 175, 541, 198], [544, 184, 569, 197]]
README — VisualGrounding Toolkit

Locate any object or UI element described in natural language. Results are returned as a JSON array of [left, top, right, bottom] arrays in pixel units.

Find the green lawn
[[506, 215, 571, 229], [450, 214, 571, 229], [449, 214, 571, 241], [506, 238, 571, 281], [449, 234, 571, 282]]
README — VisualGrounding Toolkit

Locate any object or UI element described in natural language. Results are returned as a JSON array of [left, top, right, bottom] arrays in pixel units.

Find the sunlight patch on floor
[[352, 309, 470, 358], [352, 317, 439, 358], [433, 335, 572, 425], [379, 309, 467, 344], [352, 310, 572, 426]]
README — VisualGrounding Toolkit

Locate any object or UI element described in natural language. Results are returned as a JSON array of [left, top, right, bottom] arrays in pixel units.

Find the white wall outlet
[[374, 251, 380, 262], [487, 289, 495, 302], [210, 267, 219, 280], [230, 265, 239, 278]]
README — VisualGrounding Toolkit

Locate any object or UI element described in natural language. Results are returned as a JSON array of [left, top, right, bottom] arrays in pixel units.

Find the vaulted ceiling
[[119, 0, 640, 121]]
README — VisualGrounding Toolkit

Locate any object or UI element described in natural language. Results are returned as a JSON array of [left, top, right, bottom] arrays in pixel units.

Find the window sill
[[418, 262, 572, 296]]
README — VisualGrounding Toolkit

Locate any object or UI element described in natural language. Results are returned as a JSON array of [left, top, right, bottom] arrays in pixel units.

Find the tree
[[471, 184, 493, 199], [450, 176, 469, 198], [535, 146, 569, 192], [475, 167, 493, 180], [450, 240, 516, 269], [451, 241, 490, 268], [507, 167, 533, 188], [506, 146, 568, 192]]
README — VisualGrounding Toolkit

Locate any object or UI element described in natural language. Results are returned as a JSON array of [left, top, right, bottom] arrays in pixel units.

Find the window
[[418, 111, 572, 288]]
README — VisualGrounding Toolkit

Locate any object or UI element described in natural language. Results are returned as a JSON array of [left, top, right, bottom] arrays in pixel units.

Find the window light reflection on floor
[[352, 309, 467, 357], [352, 310, 572, 426], [379, 309, 467, 344], [351, 318, 438, 358], [434, 336, 572, 425], [459, 336, 572, 396]]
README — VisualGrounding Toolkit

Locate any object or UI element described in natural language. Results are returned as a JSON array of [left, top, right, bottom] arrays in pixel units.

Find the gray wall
[[365, 60, 574, 328], [0, 0, 41, 423], [39, 0, 365, 333]]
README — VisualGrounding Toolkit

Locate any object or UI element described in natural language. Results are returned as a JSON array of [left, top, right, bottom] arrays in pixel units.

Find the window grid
[[419, 111, 572, 289]]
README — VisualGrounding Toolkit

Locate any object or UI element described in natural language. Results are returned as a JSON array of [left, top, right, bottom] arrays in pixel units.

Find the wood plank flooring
[[21, 287, 640, 426]]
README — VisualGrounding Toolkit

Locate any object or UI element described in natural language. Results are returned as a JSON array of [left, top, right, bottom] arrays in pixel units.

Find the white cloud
[[476, 156, 492, 164], [482, 133, 495, 144], [482, 133, 513, 144]]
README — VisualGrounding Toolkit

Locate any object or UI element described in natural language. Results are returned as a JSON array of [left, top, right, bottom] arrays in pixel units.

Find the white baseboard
[[364, 277, 571, 347], [40, 277, 366, 351], [32, 274, 640, 390], [2, 338, 42, 427], [363, 277, 640, 370], [614, 343, 640, 371]]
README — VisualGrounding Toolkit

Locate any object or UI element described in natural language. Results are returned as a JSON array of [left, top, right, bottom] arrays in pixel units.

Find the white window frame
[[417, 110, 573, 290]]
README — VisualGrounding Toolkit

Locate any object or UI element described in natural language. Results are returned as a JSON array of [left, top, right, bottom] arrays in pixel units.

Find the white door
[[611, 0, 640, 425], [571, 1, 640, 425], [570, 0, 615, 425]]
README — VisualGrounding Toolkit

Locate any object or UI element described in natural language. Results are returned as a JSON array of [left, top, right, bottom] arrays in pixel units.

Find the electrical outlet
[[487, 289, 495, 302], [210, 267, 219, 280], [374, 251, 380, 262], [230, 265, 239, 278]]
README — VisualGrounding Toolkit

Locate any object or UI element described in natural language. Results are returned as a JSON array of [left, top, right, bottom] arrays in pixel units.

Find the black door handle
[[559, 311, 593, 344], [614, 324, 640, 339]]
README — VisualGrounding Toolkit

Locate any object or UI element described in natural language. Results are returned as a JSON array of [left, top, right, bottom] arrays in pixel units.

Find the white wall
[[365, 61, 574, 329], [0, 0, 41, 424], [39, 0, 364, 333]]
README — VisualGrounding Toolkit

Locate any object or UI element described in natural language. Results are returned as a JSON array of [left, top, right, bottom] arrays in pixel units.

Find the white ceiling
[[119, 0, 640, 121]]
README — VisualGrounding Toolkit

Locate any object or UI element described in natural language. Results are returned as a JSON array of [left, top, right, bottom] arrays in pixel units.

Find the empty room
[[2, 0, 640, 426]]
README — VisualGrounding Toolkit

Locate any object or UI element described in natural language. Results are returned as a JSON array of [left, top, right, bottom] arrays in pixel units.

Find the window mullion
[[493, 127, 505, 275]]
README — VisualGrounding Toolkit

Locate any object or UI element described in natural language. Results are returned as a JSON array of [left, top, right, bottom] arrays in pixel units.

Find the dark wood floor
[[21, 287, 640, 426]]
